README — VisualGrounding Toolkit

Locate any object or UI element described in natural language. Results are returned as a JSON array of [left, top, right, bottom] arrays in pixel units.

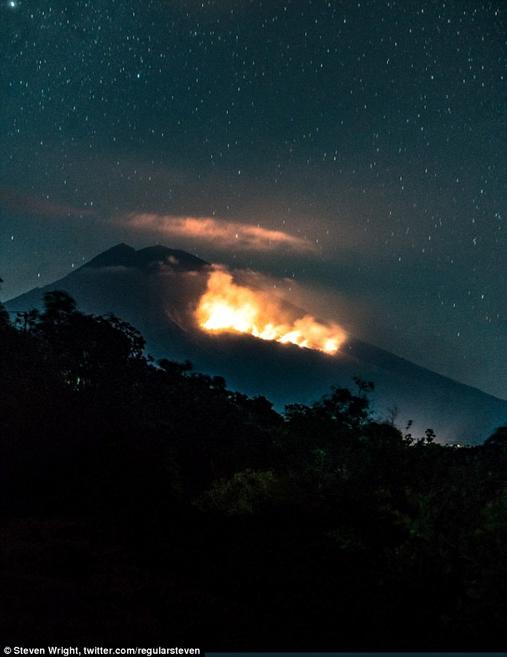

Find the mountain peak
[[84, 243, 137, 269], [135, 245, 209, 271], [83, 244, 209, 272]]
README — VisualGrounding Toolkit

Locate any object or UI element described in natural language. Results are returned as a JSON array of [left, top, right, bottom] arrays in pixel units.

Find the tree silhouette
[[0, 291, 507, 650], [0, 277, 9, 327]]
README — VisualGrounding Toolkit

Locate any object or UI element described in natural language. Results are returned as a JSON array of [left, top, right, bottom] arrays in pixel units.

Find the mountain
[[6, 243, 507, 443], [83, 243, 209, 272]]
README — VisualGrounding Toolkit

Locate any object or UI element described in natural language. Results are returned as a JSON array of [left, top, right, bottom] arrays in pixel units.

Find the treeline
[[1, 291, 507, 649]]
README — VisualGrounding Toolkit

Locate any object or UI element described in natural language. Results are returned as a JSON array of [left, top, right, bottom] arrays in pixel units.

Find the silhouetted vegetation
[[1, 291, 507, 649]]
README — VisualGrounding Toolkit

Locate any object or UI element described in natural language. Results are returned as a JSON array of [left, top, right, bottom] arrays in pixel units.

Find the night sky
[[1, 0, 506, 398]]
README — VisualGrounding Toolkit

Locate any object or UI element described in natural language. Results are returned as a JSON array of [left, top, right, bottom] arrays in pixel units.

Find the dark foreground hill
[[1, 290, 507, 650], [7, 243, 507, 443]]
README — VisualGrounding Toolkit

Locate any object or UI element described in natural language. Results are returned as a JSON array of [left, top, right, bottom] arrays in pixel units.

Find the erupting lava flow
[[195, 269, 347, 355]]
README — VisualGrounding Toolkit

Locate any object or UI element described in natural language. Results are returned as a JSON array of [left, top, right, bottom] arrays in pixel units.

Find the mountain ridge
[[81, 243, 209, 272], [6, 243, 507, 443]]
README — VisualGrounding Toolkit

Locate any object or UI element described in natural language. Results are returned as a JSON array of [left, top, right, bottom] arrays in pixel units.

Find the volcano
[[6, 243, 507, 444]]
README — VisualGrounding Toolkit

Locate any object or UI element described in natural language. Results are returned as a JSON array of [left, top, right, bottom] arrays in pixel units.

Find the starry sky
[[1, 0, 506, 398]]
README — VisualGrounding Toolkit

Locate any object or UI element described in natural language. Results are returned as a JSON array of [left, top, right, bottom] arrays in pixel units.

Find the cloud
[[0, 188, 96, 219], [126, 213, 316, 254]]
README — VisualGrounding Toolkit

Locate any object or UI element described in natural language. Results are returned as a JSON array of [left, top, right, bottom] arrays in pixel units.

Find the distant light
[[8, 1, 18, 8]]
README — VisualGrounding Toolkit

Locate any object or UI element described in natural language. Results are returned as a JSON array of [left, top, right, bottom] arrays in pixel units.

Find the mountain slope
[[6, 244, 507, 443]]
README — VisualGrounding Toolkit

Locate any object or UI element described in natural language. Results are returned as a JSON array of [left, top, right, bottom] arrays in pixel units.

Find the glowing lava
[[196, 269, 346, 355]]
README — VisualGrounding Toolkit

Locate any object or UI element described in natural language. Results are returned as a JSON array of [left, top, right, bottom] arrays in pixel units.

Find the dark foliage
[[1, 291, 506, 649], [0, 278, 9, 327]]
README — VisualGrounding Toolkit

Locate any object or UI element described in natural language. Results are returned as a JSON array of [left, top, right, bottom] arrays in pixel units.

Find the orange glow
[[196, 270, 346, 355]]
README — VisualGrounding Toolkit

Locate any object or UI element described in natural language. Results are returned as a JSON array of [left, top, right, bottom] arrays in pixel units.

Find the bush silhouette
[[0, 291, 506, 649]]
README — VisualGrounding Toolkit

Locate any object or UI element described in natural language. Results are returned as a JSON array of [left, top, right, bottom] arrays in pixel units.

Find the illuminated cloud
[[127, 213, 316, 253]]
